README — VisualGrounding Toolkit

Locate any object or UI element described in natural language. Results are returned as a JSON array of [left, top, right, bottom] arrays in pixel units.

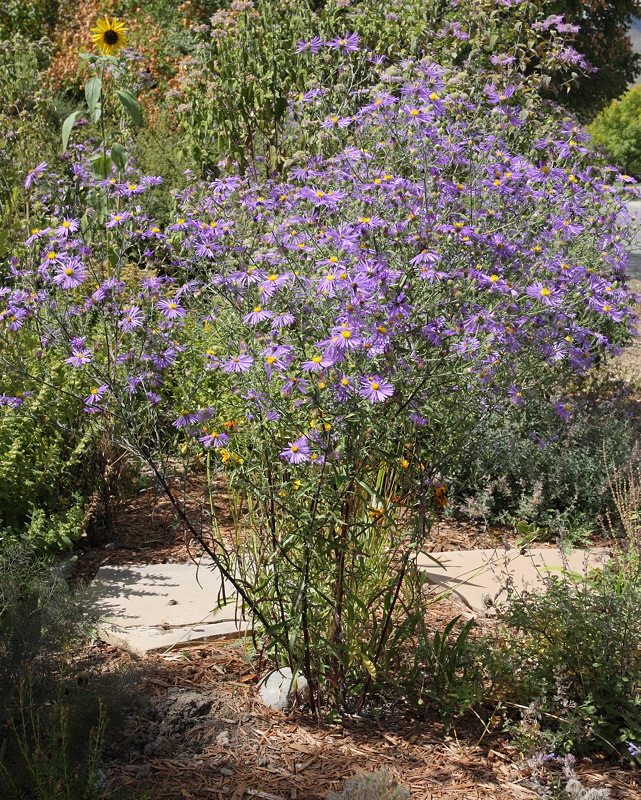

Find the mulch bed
[[80, 636, 639, 800]]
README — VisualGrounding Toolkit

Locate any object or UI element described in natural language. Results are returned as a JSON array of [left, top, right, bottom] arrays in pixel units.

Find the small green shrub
[[0, 541, 84, 729], [0, 0, 59, 40], [589, 85, 641, 177], [483, 540, 641, 756], [0, 368, 93, 550]]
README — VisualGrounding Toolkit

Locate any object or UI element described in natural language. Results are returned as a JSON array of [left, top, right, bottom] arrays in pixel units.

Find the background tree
[[546, 0, 641, 120]]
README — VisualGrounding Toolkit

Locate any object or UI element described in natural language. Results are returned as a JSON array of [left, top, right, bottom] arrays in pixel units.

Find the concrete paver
[[87, 560, 248, 654], [418, 547, 609, 614], [88, 547, 610, 653]]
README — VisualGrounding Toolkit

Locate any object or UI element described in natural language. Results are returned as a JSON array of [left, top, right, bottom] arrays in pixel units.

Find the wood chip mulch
[[75, 635, 640, 800]]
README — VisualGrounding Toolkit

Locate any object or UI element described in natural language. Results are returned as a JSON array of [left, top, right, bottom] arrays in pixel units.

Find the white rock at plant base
[[258, 667, 309, 710]]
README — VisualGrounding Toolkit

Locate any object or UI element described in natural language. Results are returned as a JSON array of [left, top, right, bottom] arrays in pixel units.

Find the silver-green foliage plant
[[326, 771, 410, 800]]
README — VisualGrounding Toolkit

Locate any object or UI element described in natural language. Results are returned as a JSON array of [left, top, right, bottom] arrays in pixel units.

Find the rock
[[216, 730, 230, 746], [220, 767, 234, 777], [257, 667, 309, 711]]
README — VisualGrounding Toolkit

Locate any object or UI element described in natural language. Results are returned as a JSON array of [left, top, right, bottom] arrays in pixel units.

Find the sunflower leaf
[[111, 142, 127, 171], [116, 90, 142, 127], [85, 77, 102, 124], [61, 111, 81, 153]]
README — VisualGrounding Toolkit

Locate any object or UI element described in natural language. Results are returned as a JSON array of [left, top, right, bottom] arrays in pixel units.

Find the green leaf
[[85, 77, 102, 123], [89, 152, 112, 179], [111, 142, 127, 170], [116, 89, 142, 126], [61, 110, 81, 153]]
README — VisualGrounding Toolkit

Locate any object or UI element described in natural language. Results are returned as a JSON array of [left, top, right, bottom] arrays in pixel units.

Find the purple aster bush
[[2, 45, 638, 713]]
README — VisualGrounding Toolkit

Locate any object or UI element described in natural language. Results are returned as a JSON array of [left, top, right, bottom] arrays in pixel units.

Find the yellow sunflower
[[91, 17, 128, 56]]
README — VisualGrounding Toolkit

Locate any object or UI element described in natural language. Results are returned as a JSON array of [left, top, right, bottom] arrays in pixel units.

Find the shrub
[[0, 359, 97, 551], [0, 0, 59, 41], [175, 0, 595, 176], [1, 22, 637, 713], [588, 85, 641, 177], [0, 539, 145, 800], [484, 538, 641, 756], [403, 615, 482, 728], [0, 541, 83, 729], [449, 374, 641, 539]]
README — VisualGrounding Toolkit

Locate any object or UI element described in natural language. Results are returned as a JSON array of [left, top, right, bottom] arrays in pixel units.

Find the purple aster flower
[[334, 375, 354, 401], [280, 437, 311, 464], [359, 375, 394, 403], [242, 306, 273, 325], [4, 308, 27, 330], [85, 384, 109, 405], [24, 162, 47, 189], [507, 385, 524, 408], [302, 354, 334, 372], [65, 348, 92, 366], [525, 283, 563, 307], [271, 312, 295, 329], [106, 211, 131, 227], [0, 391, 33, 407], [281, 376, 309, 396], [320, 115, 353, 129], [198, 430, 230, 449], [263, 345, 292, 379], [221, 354, 254, 373], [146, 391, 161, 406], [25, 227, 50, 246], [55, 217, 80, 237], [119, 305, 144, 332], [157, 298, 187, 319], [125, 375, 143, 393], [173, 410, 198, 428], [553, 401, 572, 421], [295, 36, 324, 53], [151, 347, 177, 369], [326, 32, 360, 52], [117, 182, 146, 196], [53, 257, 87, 289]]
